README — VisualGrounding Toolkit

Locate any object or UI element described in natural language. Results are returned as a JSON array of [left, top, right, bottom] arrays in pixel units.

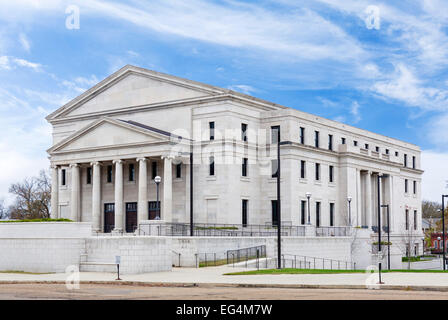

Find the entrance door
[[148, 201, 160, 220], [104, 203, 115, 233], [126, 202, 137, 233]]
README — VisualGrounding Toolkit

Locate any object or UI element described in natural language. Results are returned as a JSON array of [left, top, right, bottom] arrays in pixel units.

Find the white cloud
[[19, 33, 30, 52], [0, 56, 10, 69], [0, 56, 42, 71], [421, 150, 448, 202], [77, 0, 365, 62], [227, 84, 258, 95], [350, 101, 361, 123], [13, 57, 41, 70], [372, 63, 448, 111]]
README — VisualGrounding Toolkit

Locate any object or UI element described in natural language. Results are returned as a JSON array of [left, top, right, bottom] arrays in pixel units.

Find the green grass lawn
[[0, 218, 72, 223], [224, 268, 448, 275], [0, 270, 52, 275]]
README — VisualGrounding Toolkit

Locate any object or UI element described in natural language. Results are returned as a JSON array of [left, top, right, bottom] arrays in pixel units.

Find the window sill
[[240, 177, 250, 182], [174, 178, 183, 182], [206, 176, 217, 181], [314, 181, 322, 186], [299, 178, 307, 184], [328, 182, 336, 187]]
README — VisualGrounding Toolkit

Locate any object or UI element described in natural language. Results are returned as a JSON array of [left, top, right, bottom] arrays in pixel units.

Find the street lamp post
[[377, 173, 388, 284], [381, 204, 390, 270], [154, 176, 161, 219], [275, 137, 292, 270], [442, 195, 448, 270], [347, 196, 352, 226], [306, 192, 311, 225]]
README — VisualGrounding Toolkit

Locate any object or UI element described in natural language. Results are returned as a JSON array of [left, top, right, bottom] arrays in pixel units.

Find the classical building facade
[[47, 65, 423, 244]]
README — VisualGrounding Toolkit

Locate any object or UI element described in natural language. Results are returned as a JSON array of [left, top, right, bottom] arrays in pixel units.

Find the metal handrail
[[280, 253, 356, 270]]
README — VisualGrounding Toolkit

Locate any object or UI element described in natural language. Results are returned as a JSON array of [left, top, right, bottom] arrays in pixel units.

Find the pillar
[[50, 165, 59, 219], [356, 169, 362, 227], [91, 161, 101, 232], [113, 159, 123, 232], [365, 170, 372, 228], [137, 157, 148, 224], [69, 163, 80, 222], [163, 156, 173, 222]]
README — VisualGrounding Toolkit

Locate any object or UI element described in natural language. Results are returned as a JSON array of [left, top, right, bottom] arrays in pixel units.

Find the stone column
[[113, 159, 124, 232], [50, 165, 59, 219], [137, 157, 148, 224], [365, 170, 372, 229], [356, 169, 362, 227], [69, 163, 80, 222], [91, 161, 101, 232], [162, 156, 173, 222]]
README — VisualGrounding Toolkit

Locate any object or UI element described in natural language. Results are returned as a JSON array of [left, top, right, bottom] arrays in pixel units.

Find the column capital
[[112, 159, 123, 165], [161, 155, 174, 161], [50, 164, 59, 169], [136, 157, 147, 162], [69, 163, 79, 168], [90, 161, 101, 166]]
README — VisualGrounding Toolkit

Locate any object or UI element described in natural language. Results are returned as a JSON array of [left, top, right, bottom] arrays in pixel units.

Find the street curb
[[1, 280, 448, 292]]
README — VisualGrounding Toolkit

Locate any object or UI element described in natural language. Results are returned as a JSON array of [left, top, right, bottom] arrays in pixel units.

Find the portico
[[48, 117, 190, 233]]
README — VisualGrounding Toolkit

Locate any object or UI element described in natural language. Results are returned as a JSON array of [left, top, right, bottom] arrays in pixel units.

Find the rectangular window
[[405, 179, 408, 193], [315, 163, 320, 181], [375, 146, 380, 152], [241, 123, 247, 142], [404, 154, 408, 167], [386, 149, 390, 155], [61, 169, 66, 186], [412, 156, 416, 169], [341, 137, 346, 145], [405, 209, 409, 230], [86, 167, 92, 184], [107, 165, 113, 183], [413, 181, 416, 194], [329, 165, 334, 183], [354, 140, 358, 147], [414, 210, 417, 230], [300, 160, 306, 179], [316, 202, 321, 227], [271, 125, 280, 144], [151, 162, 157, 179], [176, 163, 182, 178], [300, 127, 305, 144], [395, 151, 399, 157], [271, 159, 278, 178], [330, 203, 335, 227], [209, 121, 215, 140], [129, 163, 135, 182], [328, 134, 333, 151], [301, 200, 306, 225], [242, 199, 248, 227], [209, 156, 215, 176], [314, 131, 320, 148], [242, 158, 248, 177], [365, 143, 369, 150]]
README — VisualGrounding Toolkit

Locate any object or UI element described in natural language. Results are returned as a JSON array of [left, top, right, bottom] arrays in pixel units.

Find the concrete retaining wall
[[0, 222, 92, 238], [81, 237, 172, 274]]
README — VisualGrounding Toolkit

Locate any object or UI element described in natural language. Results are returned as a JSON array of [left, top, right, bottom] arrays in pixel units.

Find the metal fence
[[145, 223, 307, 237], [316, 226, 351, 237], [280, 254, 356, 270], [226, 245, 266, 266]]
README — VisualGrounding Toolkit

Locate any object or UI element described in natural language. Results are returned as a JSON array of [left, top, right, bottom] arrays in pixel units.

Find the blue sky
[[0, 0, 448, 203]]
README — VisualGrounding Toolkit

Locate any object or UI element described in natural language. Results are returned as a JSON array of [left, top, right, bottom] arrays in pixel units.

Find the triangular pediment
[[47, 65, 224, 120], [49, 118, 170, 153]]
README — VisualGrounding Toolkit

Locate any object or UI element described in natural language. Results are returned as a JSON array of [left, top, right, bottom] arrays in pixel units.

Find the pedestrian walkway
[[2, 266, 448, 291]]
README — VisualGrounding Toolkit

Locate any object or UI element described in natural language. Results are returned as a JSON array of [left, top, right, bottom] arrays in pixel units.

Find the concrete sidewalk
[[2, 266, 448, 291]]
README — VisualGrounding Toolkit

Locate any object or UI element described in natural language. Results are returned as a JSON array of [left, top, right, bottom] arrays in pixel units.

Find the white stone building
[[46, 65, 423, 255]]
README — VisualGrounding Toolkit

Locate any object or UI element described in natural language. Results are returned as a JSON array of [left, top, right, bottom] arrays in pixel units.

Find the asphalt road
[[1, 283, 448, 300]]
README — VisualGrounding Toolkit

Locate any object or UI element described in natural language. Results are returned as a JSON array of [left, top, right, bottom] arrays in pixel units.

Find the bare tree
[[0, 198, 9, 219], [8, 170, 51, 219], [396, 219, 420, 270]]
